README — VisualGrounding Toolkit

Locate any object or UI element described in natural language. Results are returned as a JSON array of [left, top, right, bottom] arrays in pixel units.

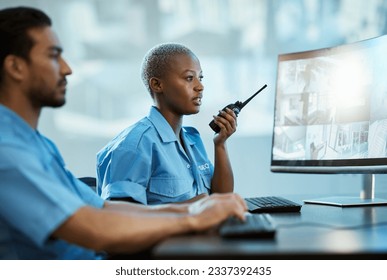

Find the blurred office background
[[2, 0, 387, 197]]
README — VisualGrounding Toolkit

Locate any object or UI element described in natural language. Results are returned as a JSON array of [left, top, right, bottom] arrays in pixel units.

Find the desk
[[152, 197, 387, 259]]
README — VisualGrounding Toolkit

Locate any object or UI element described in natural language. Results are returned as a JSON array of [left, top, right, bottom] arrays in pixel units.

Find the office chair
[[78, 177, 97, 192]]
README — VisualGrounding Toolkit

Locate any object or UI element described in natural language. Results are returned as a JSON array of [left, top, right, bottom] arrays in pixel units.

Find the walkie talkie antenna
[[240, 84, 267, 109], [209, 83, 268, 133]]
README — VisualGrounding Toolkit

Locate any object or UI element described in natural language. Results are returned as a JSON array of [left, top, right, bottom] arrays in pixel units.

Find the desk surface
[[152, 196, 387, 259]]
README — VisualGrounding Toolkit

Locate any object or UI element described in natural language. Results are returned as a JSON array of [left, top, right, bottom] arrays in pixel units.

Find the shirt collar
[[181, 127, 195, 146], [0, 104, 65, 164], [0, 104, 37, 141], [146, 106, 196, 146], [147, 106, 178, 143]]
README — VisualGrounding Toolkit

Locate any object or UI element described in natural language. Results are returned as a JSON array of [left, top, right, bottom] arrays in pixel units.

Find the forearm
[[211, 143, 234, 193], [104, 200, 189, 214], [53, 206, 194, 255], [97, 209, 194, 254], [53, 194, 247, 256]]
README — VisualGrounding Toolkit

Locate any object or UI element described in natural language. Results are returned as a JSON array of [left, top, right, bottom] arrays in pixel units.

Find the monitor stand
[[303, 174, 387, 207]]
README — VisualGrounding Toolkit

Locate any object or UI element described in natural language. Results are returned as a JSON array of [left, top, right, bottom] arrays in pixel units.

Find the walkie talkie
[[209, 84, 268, 133]]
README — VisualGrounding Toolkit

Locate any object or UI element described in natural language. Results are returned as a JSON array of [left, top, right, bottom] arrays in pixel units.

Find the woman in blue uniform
[[97, 43, 237, 205]]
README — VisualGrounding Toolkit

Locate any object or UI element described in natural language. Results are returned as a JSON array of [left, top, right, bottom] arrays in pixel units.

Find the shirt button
[[186, 164, 191, 169]]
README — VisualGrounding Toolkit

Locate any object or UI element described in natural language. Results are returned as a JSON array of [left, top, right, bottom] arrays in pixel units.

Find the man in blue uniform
[[0, 6, 247, 260]]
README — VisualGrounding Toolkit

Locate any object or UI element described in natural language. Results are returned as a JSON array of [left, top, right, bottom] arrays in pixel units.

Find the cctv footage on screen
[[272, 42, 387, 161]]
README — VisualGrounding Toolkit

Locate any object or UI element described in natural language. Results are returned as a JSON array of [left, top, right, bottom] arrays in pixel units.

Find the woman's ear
[[3, 55, 25, 81], [149, 77, 163, 93]]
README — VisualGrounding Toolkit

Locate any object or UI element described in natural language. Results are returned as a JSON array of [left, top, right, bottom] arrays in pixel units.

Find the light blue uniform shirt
[[97, 106, 213, 205], [0, 105, 105, 260]]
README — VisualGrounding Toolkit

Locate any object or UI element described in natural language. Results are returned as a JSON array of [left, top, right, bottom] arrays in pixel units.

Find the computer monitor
[[271, 34, 387, 207]]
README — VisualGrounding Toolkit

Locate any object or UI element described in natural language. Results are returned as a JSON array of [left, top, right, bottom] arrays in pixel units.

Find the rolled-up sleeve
[[98, 127, 153, 204], [102, 180, 148, 204]]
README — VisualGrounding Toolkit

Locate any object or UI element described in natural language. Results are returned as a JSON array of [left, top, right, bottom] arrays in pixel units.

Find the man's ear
[[149, 77, 163, 93], [3, 55, 26, 81]]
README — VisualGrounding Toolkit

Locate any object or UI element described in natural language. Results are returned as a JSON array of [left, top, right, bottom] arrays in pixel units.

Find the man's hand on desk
[[187, 193, 247, 232]]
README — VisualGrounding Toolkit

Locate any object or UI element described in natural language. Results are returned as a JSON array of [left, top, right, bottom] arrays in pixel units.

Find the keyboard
[[245, 196, 302, 213], [219, 213, 276, 239]]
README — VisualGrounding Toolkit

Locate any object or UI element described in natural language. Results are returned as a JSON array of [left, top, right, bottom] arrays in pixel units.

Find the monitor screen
[[271, 34, 387, 174]]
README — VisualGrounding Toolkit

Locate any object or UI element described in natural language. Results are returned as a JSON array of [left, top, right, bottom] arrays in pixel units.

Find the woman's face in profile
[[158, 53, 204, 116]]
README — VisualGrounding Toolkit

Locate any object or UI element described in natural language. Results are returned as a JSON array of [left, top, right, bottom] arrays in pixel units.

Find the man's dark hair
[[0, 6, 51, 84]]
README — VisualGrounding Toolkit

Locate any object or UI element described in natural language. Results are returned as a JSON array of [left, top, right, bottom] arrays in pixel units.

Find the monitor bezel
[[270, 34, 387, 174]]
